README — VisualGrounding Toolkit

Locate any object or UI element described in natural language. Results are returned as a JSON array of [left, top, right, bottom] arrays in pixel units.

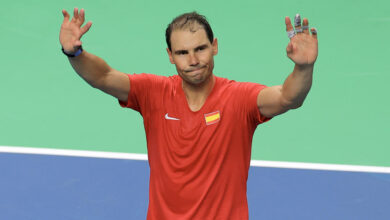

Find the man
[[60, 8, 318, 219]]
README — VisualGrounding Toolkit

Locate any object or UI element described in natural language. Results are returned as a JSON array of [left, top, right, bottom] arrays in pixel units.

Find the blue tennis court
[[1, 150, 389, 220]]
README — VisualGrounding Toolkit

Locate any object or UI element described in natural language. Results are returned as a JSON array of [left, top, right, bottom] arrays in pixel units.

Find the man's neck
[[182, 74, 215, 112]]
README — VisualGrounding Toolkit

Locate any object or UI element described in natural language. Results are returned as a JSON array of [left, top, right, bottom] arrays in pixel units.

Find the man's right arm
[[60, 8, 129, 102], [67, 51, 130, 102]]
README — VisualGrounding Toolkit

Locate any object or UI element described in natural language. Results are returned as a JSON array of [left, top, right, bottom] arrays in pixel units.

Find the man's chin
[[181, 73, 212, 87], [185, 77, 204, 86]]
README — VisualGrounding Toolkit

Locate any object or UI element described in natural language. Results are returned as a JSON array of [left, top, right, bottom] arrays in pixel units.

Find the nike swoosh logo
[[165, 113, 180, 121]]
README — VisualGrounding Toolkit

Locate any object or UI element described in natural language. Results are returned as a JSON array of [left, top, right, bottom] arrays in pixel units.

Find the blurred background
[[1, 0, 389, 166]]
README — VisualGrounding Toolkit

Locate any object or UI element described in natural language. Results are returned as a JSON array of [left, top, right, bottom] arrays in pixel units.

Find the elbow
[[281, 98, 304, 110], [291, 102, 303, 109]]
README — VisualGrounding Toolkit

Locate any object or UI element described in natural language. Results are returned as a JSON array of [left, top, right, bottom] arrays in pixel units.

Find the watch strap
[[62, 47, 83, 57]]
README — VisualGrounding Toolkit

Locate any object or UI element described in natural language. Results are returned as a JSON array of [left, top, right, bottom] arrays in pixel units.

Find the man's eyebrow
[[174, 49, 188, 55], [195, 44, 209, 50]]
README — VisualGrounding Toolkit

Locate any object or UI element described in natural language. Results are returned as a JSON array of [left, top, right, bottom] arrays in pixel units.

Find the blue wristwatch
[[62, 47, 83, 57]]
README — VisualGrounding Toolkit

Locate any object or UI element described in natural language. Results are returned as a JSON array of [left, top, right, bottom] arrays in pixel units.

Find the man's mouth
[[186, 66, 205, 73]]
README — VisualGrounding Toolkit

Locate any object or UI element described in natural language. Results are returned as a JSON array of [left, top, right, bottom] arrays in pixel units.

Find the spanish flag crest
[[204, 111, 221, 125]]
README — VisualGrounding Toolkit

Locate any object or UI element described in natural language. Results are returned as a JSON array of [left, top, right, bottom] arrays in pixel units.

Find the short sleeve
[[236, 82, 272, 125], [118, 73, 164, 114]]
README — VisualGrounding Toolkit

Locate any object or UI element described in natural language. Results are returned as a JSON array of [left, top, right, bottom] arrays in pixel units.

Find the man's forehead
[[170, 28, 209, 51]]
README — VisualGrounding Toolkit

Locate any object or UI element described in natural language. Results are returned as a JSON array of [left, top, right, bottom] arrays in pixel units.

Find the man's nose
[[188, 53, 199, 66]]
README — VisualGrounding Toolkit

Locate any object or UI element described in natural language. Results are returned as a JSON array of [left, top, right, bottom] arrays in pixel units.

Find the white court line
[[250, 160, 390, 174], [1, 145, 390, 174], [0, 146, 147, 160]]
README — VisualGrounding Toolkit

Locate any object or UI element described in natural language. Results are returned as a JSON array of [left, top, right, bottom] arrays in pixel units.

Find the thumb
[[286, 42, 293, 54], [74, 40, 82, 48]]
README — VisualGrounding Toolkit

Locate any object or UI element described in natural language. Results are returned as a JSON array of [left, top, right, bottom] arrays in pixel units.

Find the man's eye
[[196, 46, 208, 52]]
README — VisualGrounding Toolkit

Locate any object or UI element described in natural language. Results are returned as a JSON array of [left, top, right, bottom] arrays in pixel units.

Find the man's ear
[[212, 38, 218, 56], [167, 48, 175, 64]]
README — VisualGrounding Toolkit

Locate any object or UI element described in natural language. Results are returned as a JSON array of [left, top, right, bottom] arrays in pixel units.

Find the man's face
[[167, 28, 218, 86]]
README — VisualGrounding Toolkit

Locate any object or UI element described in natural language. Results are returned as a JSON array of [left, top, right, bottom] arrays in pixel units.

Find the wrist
[[294, 63, 314, 72], [62, 46, 83, 57]]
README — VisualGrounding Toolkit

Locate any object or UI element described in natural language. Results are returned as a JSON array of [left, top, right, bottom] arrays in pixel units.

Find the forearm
[[68, 50, 112, 88], [281, 64, 314, 108]]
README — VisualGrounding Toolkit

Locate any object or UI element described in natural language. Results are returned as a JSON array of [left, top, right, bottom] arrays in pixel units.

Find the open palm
[[59, 8, 92, 53], [285, 16, 318, 66]]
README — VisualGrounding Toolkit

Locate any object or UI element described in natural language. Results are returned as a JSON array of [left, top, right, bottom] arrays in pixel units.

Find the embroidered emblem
[[204, 111, 221, 125]]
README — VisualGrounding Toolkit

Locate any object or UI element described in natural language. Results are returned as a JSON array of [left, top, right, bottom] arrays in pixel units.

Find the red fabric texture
[[119, 74, 271, 220]]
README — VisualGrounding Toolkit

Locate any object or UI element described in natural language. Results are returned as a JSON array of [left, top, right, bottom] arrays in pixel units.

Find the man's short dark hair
[[165, 12, 214, 51]]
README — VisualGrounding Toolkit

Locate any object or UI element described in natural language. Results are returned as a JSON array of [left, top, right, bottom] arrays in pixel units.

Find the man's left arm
[[257, 14, 318, 118]]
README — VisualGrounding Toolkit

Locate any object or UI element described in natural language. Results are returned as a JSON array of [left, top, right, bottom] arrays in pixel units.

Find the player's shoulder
[[215, 75, 235, 86], [215, 75, 267, 95], [215, 75, 252, 89], [150, 73, 180, 83], [129, 73, 177, 84], [130, 73, 169, 79]]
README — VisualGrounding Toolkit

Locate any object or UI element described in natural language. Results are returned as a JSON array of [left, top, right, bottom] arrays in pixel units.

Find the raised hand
[[60, 8, 92, 54], [285, 14, 318, 66]]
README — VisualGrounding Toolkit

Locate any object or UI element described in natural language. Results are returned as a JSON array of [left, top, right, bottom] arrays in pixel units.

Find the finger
[[285, 17, 295, 39], [294, 14, 303, 34], [74, 40, 82, 47], [62, 9, 70, 22], [311, 27, 318, 39], [285, 16, 293, 31], [80, 21, 92, 35], [77, 8, 85, 25], [73, 7, 79, 20], [302, 18, 309, 34]]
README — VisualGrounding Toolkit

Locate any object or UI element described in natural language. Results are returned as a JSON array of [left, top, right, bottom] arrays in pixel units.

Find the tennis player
[[60, 8, 318, 220]]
